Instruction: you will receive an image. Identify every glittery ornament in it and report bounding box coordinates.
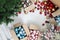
[34,0,59,17]
[22,0,32,9]
[14,26,27,39]
[34,2,37,5]
[27,29,39,40]
[54,15,60,26]
[49,13,53,18]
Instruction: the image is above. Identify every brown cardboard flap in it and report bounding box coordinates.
[13,23,21,28]
[23,24,30,35]
[52,9,60,17]
[29,24,39,30]
[51,0,60,7]
[10,30,19,40]
[38,37,42,40]
[49,18,56,25]
[24,4,35,13]
[30,0,36,3]
[21,37,27,40]
[46,16,50,19]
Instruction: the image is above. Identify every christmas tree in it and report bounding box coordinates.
[0,0,22,24]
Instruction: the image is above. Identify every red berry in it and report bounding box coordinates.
[34,2,37,5]
[49,13,53,18]
[44,13,47,16]
[42,23,45,26]
[37,4,40,7]
[37,8,40,10]
[30,10,32,12]
[19,12,21,14]
[50,7,53,9]
[41,2,44,6]
[40,7,42,9]
[24,11,26,13]
[50,4,53,8]
[40,12,42,14]
[38,1,40,3]
[32,10,34,12]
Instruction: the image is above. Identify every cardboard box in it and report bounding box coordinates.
[51,0,60,7]
[24,0,39,13]
[52,9,60,17]
[29,24,40,30]
[24,4,35,13]
[10,23,30,40]
[31,0,37,3]
[28,24,40,40]
[49,18,56,25]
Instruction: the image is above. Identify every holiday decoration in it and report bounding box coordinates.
[14,26,27,39]
[54,15,60,26]
[22,0,32,9]
[10,23,30,40]
[24,4,36,13]
[34,0,59,17]
[0,0,23,24]
[27,24,40,40]
[51,0,60,7]
[22,0,38,13]
[27,29,40,40]
[0,0,60,40]
[52,9,60,17]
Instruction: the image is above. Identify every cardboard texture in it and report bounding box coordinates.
[51,0,60,7]
[21,37,27,40]
[24,0,39,13]
[29,24,39,30]
[13,23,21,28]
[31,0,36,3]
[38,37,42,40]
[10,30,19,40]
[24,4,35,13]
[46,16,50,19]
[49,18,56,25]
[10,23,30,40]
[52,9,60,17]
[22,24,30,35]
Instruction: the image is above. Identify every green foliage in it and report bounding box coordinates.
[0,0,22,24]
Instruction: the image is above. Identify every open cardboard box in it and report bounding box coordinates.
[29,24,40,30]
[24,0,38,13]
[10,23,30,40]
[51,0,60,8]
[51,9,60,25]
[24,4,35,13]
[29,24,40,40]
[43,0,60,7]
[49,18,56,25]
[52,9,60,17]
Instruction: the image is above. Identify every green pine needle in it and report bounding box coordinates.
[0,0,23,25]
